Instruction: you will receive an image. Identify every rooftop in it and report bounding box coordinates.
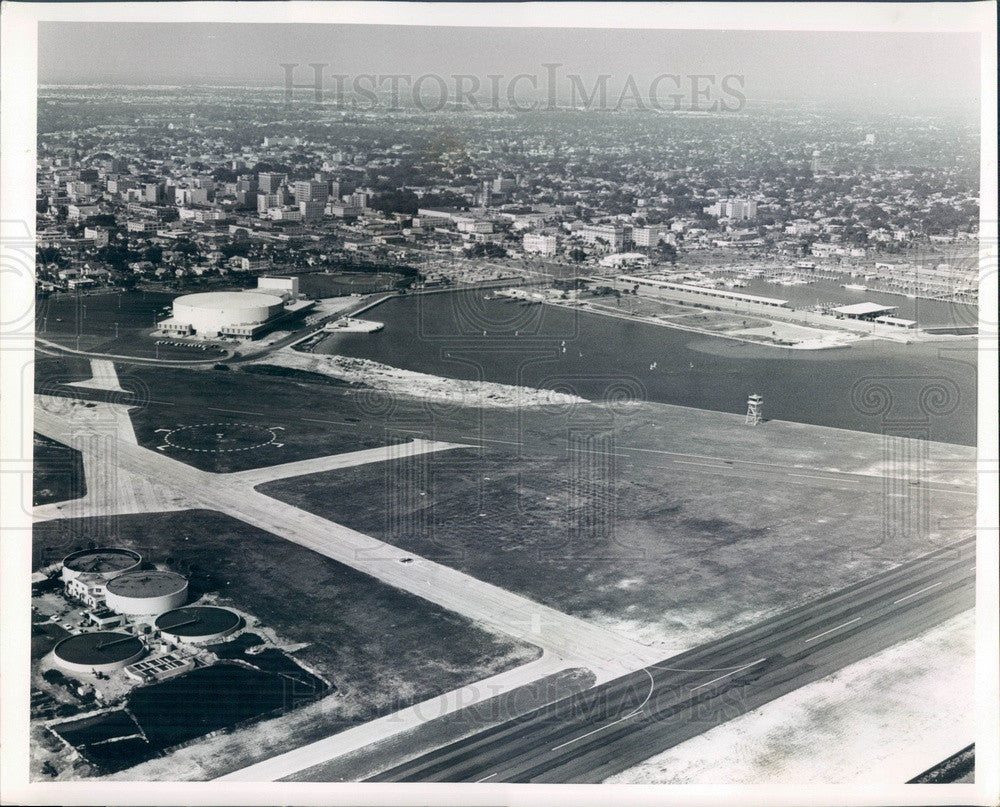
[155,606,241,636]
[831,302,898,316]
[54,631,145,664]
[63,547,142,574]
[106,570,187,597]
[174,291,283,310]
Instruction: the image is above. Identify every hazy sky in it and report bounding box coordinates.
[38,23,980,109]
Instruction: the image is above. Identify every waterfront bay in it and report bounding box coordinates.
[314,292,977,445]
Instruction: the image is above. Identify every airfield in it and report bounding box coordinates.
[28,352,977,782]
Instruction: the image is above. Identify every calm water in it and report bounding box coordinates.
[736,277,977,327]
[315,291,977,445]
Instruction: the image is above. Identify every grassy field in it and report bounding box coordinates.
[122,364,419,472]
[33,434,86,506]
[36,290,226,360]
[259,400,976,652]
[36,357,469,473]
[33,509,539,736]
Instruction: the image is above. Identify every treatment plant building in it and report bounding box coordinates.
[61,548,143,608]
[105,570,188,617]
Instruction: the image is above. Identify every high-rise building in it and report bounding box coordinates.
[258,172,287,193]
[141,182,163,204]
[702,198,757,220]
[477,181,493,207]
[493,177,517,194]
[257,192,283,213]
[578,224,625,250]
[299,200,326,221]
[633,226,667,248]
[175,187,212,207]
[294,180,329,203]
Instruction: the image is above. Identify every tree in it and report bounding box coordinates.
[657,241,678,265]
[568,248,587,263]
[468,242,507,259]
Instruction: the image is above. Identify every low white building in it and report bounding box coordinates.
[600,252,650,269]
[523,233,557,256]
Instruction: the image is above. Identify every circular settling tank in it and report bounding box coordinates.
[155,606,242,644]
[53,631,146,673]
[61,547,142,582]
[105,570,188,617]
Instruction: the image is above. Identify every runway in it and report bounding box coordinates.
[368,536,975,783]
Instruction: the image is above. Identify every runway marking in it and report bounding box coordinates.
[159,423,281,453]
[206,406,264,416]
[893,581,944,604]
[804,617,862,643]
[690,658,767,692]
[471,437,527,447]
[787,473,839,481]
[622,446,732,463]
[621,667,658,720]
[475,772,498,783]
[302,417,356,427]
[550,714,637,751]
[394,429,523,447]
[672,460,732,470]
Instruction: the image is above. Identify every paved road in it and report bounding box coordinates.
[224,439,474,487]
[368,536,975,783]
[65,359,127,392]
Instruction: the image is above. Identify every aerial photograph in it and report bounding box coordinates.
[0,4,996,805]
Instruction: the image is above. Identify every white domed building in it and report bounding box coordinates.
[161,291,285,338]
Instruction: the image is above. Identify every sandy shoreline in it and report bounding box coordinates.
[250,348,588,408]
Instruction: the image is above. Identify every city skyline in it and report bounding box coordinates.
[38,23,981,111]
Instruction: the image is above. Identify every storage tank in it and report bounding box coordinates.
[155,606,242,644]
[61,547,142,582]
[53,631,146,674]
[105,570,188,617]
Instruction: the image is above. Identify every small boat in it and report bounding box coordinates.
[842,283,868,291]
